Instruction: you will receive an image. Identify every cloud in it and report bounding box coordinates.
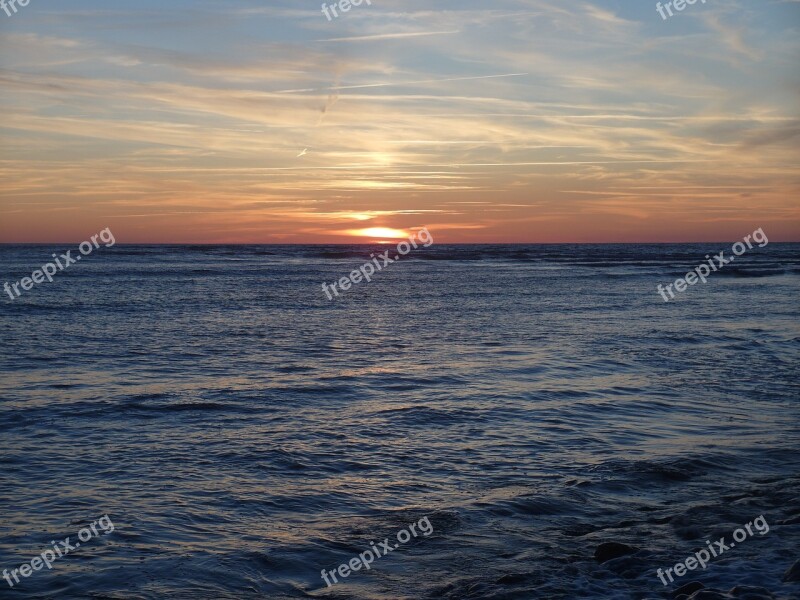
[315,30,460,43]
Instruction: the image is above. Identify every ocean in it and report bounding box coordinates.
[1,243,799,599]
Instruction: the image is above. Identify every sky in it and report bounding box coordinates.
[0,0,798,244]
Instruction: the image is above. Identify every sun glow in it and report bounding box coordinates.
[347,227,409,239]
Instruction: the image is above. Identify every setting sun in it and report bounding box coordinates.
[347,227,410,239]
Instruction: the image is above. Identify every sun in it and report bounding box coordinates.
[347,227,409,239]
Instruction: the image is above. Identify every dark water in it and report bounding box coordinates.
[1,243,799,600]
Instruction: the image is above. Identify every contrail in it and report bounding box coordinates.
[277,73,529,94]
[315,30,460,43]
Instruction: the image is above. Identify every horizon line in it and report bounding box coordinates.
[1,241,798,246]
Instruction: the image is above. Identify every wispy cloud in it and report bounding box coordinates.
[315,30,460,43]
